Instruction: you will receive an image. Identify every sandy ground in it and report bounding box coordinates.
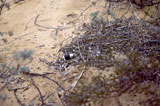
[0,0,155,105]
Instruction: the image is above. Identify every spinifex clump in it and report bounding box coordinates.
[49,16,160,105]
[52,16,160,70]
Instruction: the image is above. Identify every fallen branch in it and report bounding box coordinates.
[44,92,55,101]
[77,41,85,62]
[34,14,56,29]
[71,66,86,90]
[30,78,45,106]
[13,89,25,106]
[128,0,141,20]
[57,92,65,106]
[75,0,100,22]
[22,71,65,91]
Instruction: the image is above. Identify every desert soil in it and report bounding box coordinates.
[0,0,153,106]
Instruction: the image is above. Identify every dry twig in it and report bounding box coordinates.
[13,89,25,106]
[71,66,86,90]
[30,78,45,106]
[128,0,141,20]
[22,71,65,91]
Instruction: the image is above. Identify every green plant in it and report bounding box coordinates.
[2,38,8,43]
[8,31,13,36]
[52,14,160,106]
[13,49,33,60]
[20,49,33,60]
[0,32,3,36]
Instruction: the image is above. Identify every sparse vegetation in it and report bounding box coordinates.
[0,0,160,106]
[8,31,13,36]
[49,7,160,105]
[13,49,33,60]
[0,49,33,91]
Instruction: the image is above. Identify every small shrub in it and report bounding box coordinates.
[13,49,33,60]
[0,32,3,36]
[13,51,19,61]
[20,49,33,60]
[2,38,8,43]
[8,31,13,36]
[20,66,30,73]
